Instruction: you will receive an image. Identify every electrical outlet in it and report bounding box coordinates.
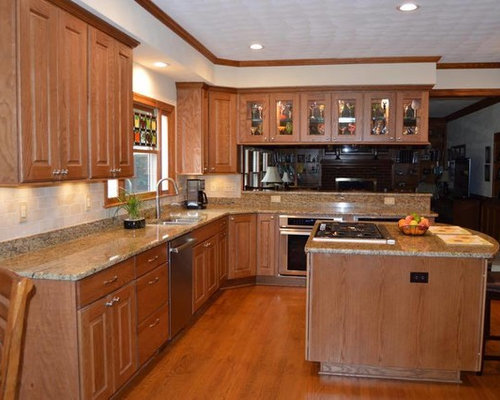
[384,197,395,205]
[19,202,27,222]
[410,272,429,283]
[271,195,281,203]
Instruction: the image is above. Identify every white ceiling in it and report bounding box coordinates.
[152,0,500,63]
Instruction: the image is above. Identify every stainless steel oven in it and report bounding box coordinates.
[278,215,342,276]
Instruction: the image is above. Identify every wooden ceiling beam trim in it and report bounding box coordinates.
[445,97,500,121]
[437,63,500,70]
[134,0,219,63]
[431,89,500,97]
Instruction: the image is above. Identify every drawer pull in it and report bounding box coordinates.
[147,255,160,263]
[103,275,118,285]
[148,277,160,285]
[148,318,160,328]
[105,296,120,307]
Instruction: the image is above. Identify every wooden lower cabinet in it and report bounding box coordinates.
[256,214,278,276]
[228,214,257,279]
[307,253,486,380]
[217,229,228,283]
[78,282,137,400]
[193,235,218,312]
[137,304,169,365]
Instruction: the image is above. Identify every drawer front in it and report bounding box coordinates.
[137,304,169,365]
[193,217,228,243]
[136,244,167,277]
[77,257,135,308]
[136,264,168,322]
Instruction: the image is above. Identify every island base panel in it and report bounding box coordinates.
[319,362,461,383]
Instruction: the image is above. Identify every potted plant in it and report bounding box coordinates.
[116,188,146,229]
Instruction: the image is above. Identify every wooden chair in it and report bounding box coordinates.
[0,268,34,400]
[479,270,500,375]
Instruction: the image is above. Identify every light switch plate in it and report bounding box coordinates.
[19,202,27,221]
[271,195,281,203]
[384,197,395,205]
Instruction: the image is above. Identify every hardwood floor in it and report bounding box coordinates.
[121,286,500,400]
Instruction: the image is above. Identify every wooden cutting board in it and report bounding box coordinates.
[436,234,493,246]
[428,226,471,235]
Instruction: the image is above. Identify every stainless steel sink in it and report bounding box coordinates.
[157,218,202,225]
[152,213,206,225]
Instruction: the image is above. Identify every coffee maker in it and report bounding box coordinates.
[186,179,208,209]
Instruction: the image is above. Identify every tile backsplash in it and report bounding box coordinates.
[0,183,111,242]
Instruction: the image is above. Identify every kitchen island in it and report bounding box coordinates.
[305,223,499,382]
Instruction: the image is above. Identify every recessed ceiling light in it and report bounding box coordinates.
[398,3,419,12]
[153,61,169,68]
[250,43,264,50]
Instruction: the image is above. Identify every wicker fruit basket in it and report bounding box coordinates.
[399,224,428,236]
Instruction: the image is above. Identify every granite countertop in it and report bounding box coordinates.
[305,223,499,259]
[0,207,455,282]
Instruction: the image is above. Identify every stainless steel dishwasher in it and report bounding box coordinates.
[169,234,196,339]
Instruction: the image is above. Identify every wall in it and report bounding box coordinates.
[0,65,178,243]
[447,103,500,197]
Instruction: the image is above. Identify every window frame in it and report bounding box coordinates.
[104,92,176,207]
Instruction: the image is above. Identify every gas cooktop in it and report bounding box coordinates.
[313,222,395,245]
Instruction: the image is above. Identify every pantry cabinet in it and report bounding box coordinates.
[0,0,137,185]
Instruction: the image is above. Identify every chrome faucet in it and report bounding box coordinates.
[156,177,180,219]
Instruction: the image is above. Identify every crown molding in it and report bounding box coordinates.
[135,1,441,67]
[437,63,500,70]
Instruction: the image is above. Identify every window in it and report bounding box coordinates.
[105,93,175,207]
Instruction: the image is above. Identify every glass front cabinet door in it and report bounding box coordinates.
[395,91,429,143]
[238,93,270,143]
[363,92,396,142]
[300,92,332,142]
[269,93,300,143]
[332,92,363,142]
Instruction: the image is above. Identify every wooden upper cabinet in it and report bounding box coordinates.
[300,92,332,143]
[19,0,59,182]
[176,83,208,175]
[363,92,396,143]
[0,0,136,185]
[89,28,133,179]
[332,92,364,143]
[176,84,237,174]
[114,43,134,177]
[395,91,429,144]
[58,10,89,180]
[238,93,270,144]
[208,90,237,173]
[269,93,300,143]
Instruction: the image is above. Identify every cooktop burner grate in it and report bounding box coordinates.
[313,222,395,244]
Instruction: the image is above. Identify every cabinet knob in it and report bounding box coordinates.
[270,216,274,219]
[271,137,275,141]
[148,276,160,285]
[148,318,160,328]
[230,217,234,221]
[103,275,118,285]
[264,137,268,141]
[110,168,116,174]
[203,167,208,172]
[61,169,68,175]
[210,167,215,172]
[105,296,120,307]
[396,137,402,141]
[52,169,61,175]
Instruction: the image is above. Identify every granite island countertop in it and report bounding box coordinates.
[0,207,448,281]
[305,222,499,259]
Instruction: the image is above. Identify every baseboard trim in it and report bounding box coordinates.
[319,362,462,383]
